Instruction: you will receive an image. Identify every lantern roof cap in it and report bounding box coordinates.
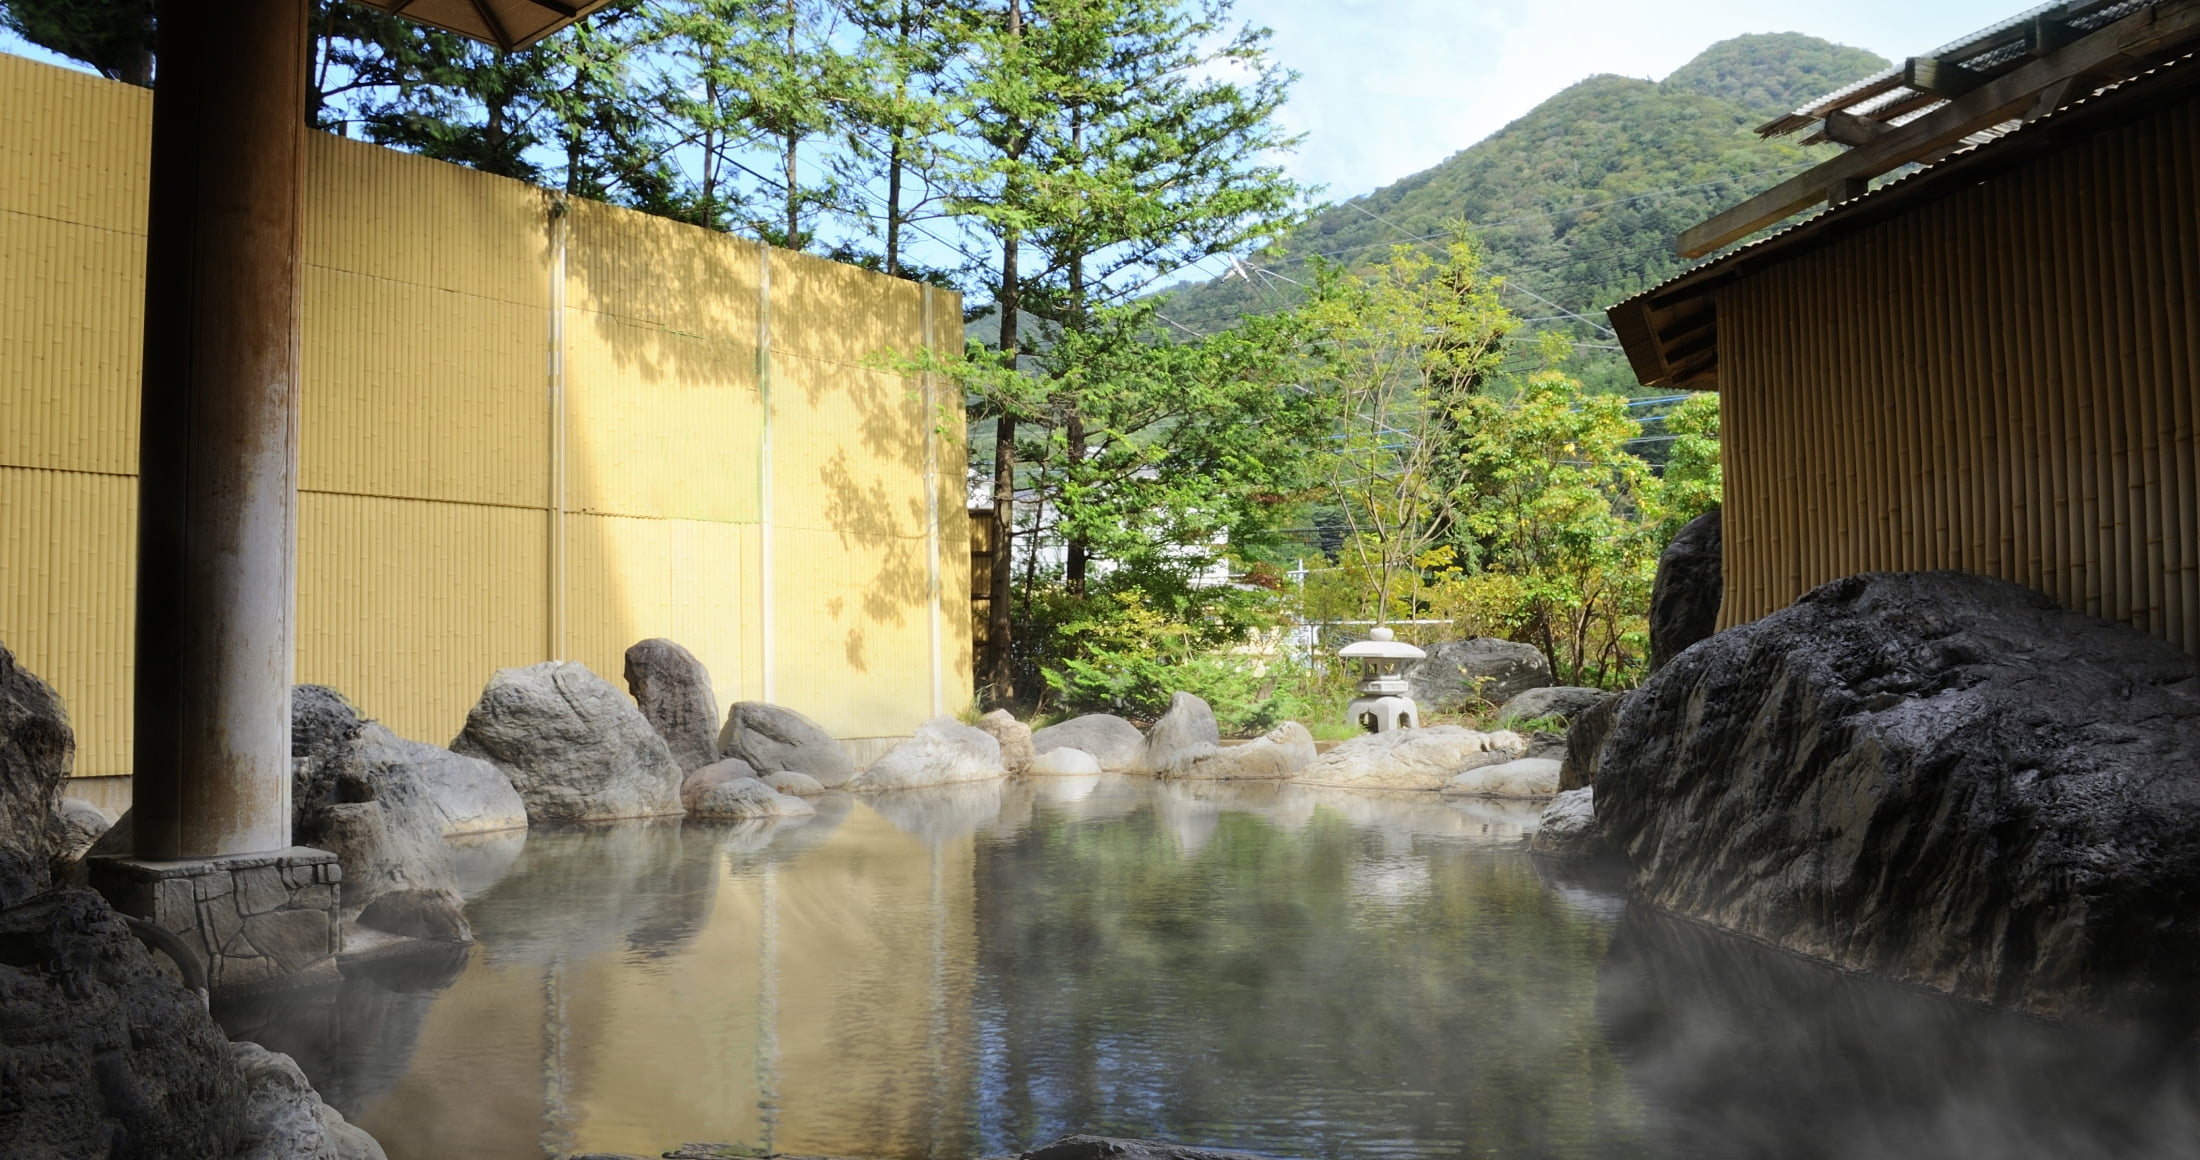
[1339,625,1426,661]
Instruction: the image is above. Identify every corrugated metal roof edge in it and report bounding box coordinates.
[1609,47,2200,388]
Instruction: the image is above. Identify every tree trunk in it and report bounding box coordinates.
[988,230,1020,706]
[984,0,1023,708]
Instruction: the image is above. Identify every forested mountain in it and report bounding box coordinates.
[1156,33,1889,391]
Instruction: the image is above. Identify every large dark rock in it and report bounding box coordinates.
[1022,1136,1273,1160]
[623,638,722,773]
[454,662,686,822]
[292,687,473,945]
[718,702,857,788]
[0,888,248,1158]
[1497,685,1609,724]
[1648,506,1722,671]
[1404,638,1551,710]
[1,640,71,909]
[1597,570,2200,1019]
[1557,691,1629,792]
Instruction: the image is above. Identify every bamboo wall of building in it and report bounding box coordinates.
[1716,87,2199,655]
[0,53,968,780]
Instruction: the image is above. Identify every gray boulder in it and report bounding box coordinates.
[623,638,722,773]
[0,888,249,1157]
[52,796,111,865]
[1597,570,2200,1019]
[974,709,1036,774]
[1295,725,1528,791]
[229,1040,386,1160]
[452,662,685,823]
[292,687,472,945]
[1649,506,1723,671]
[761,770,826,796]
[1137,692,1222,774]
[1441,757,1561,799]
[355,729,526,837]
[1405,638,1552,710]
[1031,714,1145,772]
[689,777,817,820]
[1558,692,1629,792]
[719,702,857,788]
[1528,787,1603,858]
[1028,746,1103,776]
[1498,685,1611,724]
[1167,721,1317,780]
[851,717,1004,790]
[1,639,70,907]
[682,756,761,811]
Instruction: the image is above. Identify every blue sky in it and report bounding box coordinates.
[1240,0,2030,199]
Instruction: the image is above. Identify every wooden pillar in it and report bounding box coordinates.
[132,0,310,859]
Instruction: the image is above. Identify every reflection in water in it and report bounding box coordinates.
[1598,909,2200,1160]
[243,774,2200,1160]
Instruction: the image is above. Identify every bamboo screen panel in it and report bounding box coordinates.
[0,53,966,777]
[1717,89,2200,656]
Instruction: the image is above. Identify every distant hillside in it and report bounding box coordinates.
[1663,32,1890,117]
[1157,34,1890,392]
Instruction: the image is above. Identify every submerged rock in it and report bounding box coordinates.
[1598,570,2200,1019]
[1294,726,1528,792]
[1,638,71,907]
[1166,721,1317,781]
[1648,506,1722,671]
[1027,746,1103,776]
[453,662,685,823]
[719,702,857,788]
[1022,1135,1272,1160]
[1404,638,1551,711]
[1137,692,1223,774]
[229,1040,386,1160]
[1442,756,1561,799]
[624,638,722,773]
[688,777,817,820]
[852,717,1004,790]
[292,686,473,945]
[0,888,249,1157]
[974,709,1036,774]
[1031,713,1145,772]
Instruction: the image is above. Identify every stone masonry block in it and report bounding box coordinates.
[235,866,288,916]
[242,909,333,973]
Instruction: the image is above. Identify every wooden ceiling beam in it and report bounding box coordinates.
[1679,0,2200,259]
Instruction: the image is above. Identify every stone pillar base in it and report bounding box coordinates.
[90,848,341,995]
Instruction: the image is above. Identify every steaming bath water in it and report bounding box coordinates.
[222,776,2200,1160]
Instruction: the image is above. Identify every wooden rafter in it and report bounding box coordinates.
[1678,0,2200,258]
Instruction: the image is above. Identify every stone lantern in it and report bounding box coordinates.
[1341,626,1425,733]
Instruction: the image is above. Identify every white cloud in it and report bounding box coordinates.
[1237,0,2034,200]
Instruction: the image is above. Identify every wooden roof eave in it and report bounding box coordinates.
[1608,34,2200,390]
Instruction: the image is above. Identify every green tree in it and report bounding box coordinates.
[0,0,151,85]
[1444,372,1661,686]
[830,0,961,276]
[1303,235,1514,625]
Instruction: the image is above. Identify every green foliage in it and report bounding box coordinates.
[1300,234,1513,623]
[1655,390,1722,538]
[1025,581,1304,735]
[1661,31,1892,118]
[0,0,149,84]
